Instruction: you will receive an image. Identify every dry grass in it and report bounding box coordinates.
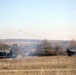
[0,56,76,75]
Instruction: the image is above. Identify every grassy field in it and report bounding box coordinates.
[0,56,76,75]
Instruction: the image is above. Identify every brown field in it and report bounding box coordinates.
[0,56,76,75]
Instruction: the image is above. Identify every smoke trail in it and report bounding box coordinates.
[17,29,43,39]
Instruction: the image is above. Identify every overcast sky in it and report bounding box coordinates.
[0,0,76,40]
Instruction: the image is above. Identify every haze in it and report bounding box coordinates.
[0,0,76,40]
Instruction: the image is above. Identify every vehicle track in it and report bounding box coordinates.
[0,69,76,72]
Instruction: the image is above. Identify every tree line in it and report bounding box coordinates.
[0,39,76,56]
[31,39,76,56]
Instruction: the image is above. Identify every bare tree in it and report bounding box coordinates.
[54,44,64,55]
[35,39,55,56]
[69,39,76,49]
[0,43,10,50]
[39,39,52,51]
